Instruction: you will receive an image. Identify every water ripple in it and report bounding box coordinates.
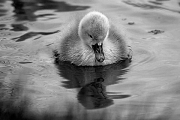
[12,30,60,42]
[131,48,156,68]
[123,0,180,13]
[12,0,90,21]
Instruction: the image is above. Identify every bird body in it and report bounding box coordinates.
[55,11,132,66]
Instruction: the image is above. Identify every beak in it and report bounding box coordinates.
[92,43,105,63]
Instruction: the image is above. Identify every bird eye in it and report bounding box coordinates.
[89,34,93,38]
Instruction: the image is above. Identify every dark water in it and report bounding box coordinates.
[1,0,180,120]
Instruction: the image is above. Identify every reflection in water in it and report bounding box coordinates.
[78,77,113,109]
[12,30,60,42]
[9,0,90,42]
[123,0,180,13]
[54,53,131,88]
[156,0,170,1]
[0,24,5,28]
[12,0,90,21]
[0,71,30,120]
[0,0,7,17]
[149,1,162,5]
[10,24,28,31]
[54,51,131,109]
[123,1,161,9]
[0,9,7,17]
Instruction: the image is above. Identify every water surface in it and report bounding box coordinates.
[1,0,180,120]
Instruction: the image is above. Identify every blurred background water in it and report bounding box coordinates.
[1,0,180,120]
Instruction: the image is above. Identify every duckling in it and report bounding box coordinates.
[56,11,132,66]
